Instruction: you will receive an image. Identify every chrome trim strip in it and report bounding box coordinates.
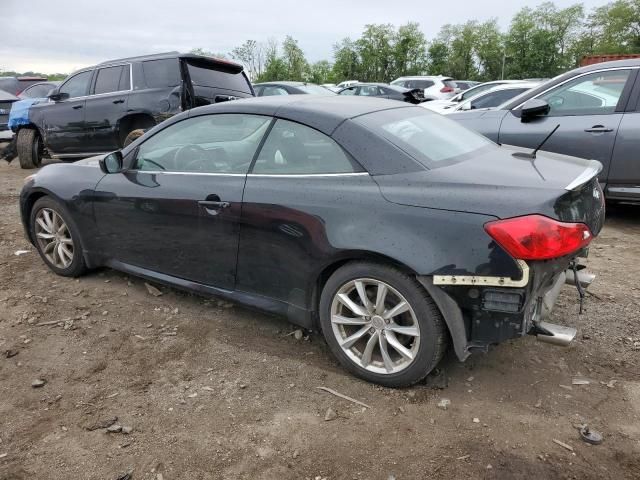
[59,63,133,101]
[247,172,369,178]
[50,152,107,159]
[433,260,530,288]
[129,170,246,177]
[124,171,369,178]
[514,66,639,110]
[565,160,603,191]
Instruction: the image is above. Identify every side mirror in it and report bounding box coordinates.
[99,151,124,174]
[520,98,550,122]
[48,88,69,102]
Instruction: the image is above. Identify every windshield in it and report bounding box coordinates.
[298,84,336,95]
[355,108,495,167]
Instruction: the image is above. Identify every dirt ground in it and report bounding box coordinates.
[0,153,639,480]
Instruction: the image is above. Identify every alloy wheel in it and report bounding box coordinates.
[34,208,74,269]
[330,278,421,374]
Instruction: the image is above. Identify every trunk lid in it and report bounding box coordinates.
[374,144,605,235]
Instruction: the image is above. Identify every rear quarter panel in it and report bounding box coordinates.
[237,174,509,311]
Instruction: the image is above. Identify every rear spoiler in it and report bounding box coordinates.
[181,55,244,74]
[565,160,603,191]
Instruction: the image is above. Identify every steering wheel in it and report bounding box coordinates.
[173,144,209,171]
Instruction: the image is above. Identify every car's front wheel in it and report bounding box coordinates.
[30,197,87,277]
[319,262,448,387]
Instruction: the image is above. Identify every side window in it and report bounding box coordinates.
[261,86,288,96]
[134,114,271,174]
[471,88,527,109]
[253,119,359,175]
[539,70,631,116]
[461,83,493,101]
[358,86,379,96]
[119,65,131,91]
[339,87,356,96]
[142,59,180,88]
[94,66,125,95]
[24,84,52,98]
[59,71,92,99]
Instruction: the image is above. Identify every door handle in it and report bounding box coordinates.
[72,105,83,110]
[198,200,230,209]
[112,99,125,104]
[584,125,613,133]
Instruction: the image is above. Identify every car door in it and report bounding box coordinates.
[237,118,370,311]
[498,69,636,178]
[607,74,640,199]
[84,64,132,152]
[42,70,93,154]
[93,113,272,289]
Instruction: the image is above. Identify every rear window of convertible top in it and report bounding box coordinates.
[354,107,496,168]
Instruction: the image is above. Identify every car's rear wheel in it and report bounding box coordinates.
[17,128,43,169]
[30,197,86,277]
[123,128,146,147]
[319,262,448,387]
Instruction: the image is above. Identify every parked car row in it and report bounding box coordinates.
[424,81,542,114]
[3,53,638,206]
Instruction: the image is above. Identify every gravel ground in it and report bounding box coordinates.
[0,154,639,480]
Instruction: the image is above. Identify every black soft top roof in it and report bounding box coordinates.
[187,95,413,135]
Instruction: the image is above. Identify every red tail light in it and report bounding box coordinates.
[484,215,593,260]
[440,86,454,93]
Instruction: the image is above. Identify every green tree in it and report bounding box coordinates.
[475,20,505,80]
[281,36,308,81]
[393,22,428,78]
[504,3,585,79]
[230,40,265,81]
[307,60,333,84]
[589,0,640,53]
[332,38,361,81]
[356,24,395,81]
[256,38,288,82]
[427,41,450,75]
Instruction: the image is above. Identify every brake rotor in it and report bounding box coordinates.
[579,426,603,445]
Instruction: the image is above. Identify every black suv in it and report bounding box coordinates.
[14,52,254,168]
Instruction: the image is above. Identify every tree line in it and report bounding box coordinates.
[3,0,638,84]
[224,0,640,83]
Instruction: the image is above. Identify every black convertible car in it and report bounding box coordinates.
[20,96,604,387]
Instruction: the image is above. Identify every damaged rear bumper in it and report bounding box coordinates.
[418,258,594,361]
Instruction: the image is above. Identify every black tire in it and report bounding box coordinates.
[319,261,448,387]
[123,128,146,147]
[17,128,43,169]
[30,196,87,277]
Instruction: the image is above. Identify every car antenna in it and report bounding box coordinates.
[512,124,560,160]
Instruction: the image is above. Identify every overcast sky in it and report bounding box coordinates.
[2,0,607,74]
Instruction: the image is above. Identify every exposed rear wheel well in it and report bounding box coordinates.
[118,114,156,147]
